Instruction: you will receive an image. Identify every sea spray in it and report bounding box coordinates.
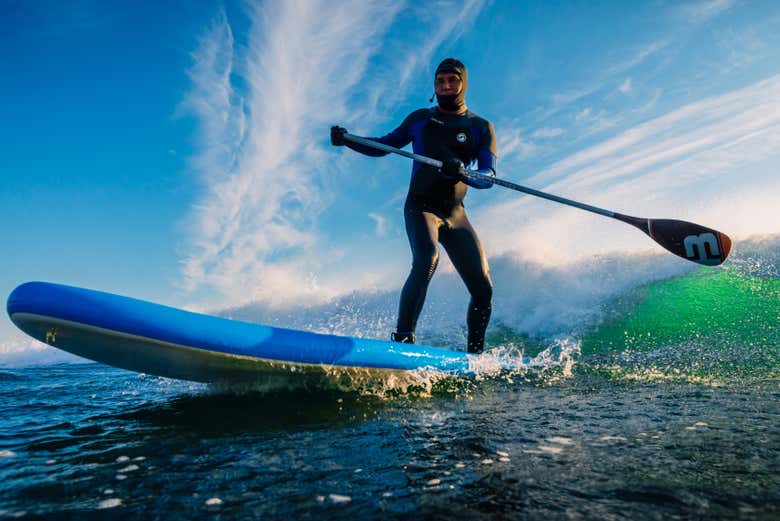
[219,246,699,346]
[204,337,578,398]
[3,236,777,388]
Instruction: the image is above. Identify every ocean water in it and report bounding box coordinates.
[0,237,778,519]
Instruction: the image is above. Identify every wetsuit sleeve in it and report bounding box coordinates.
[466,120,497,189]
[344,113,414,157]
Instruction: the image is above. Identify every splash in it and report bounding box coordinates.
[206,337,580,399]
[208,365,453,398]
[576,239,780,385]
[3,237,776,395]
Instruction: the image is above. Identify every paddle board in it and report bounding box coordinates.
[7,282,477,383]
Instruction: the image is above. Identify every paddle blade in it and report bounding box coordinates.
[616,215,732,266]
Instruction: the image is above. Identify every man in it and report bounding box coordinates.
[331,58,497,354]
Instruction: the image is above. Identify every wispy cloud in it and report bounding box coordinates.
[350,0,489,122]
[476,74,780,261]
[182,2,399,307]
[573,107,618,135]
[368,212,389,238]
[678,0,737,24]
[393,0,488,94]
[713,25,768,73]
[608,40,669,75]
[542,39,666,121]
[498,128,536,161]
[181,1,487,309]
[532,128,565,139]
[544,38,666,109]
[575,107,592,123]
[531,74,780,191]
[635,88,663,114]
[178,11,243,183]
[544,87,599,117]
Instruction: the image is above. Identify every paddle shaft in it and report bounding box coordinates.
[343,133,615,218]
[340,132,732,266]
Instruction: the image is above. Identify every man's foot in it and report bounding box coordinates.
[391,331,416,343]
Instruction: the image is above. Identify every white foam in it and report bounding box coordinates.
[598,435,628,442]
[98,498,122,509]
[213,245,707,349]
[545,437,574,445]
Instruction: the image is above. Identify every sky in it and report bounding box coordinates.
[2,0,780,356]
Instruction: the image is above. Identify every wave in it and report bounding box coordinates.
[2,236,777,386]
[578,236,779,384]
[225,235,778,342]
[220,234,778,386]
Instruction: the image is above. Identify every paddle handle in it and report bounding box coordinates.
[342,133,616,218]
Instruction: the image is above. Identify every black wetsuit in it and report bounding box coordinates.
[346,107,497,353]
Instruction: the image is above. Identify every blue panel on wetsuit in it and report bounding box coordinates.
[345,107,497,200]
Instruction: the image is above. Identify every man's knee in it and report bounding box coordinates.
[471,279,492,307]
[412,250,439,280]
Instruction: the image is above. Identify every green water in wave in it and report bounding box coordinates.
[580,270,779,383]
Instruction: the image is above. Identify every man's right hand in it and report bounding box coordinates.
[441,158,466,181]
[331,126,347,146]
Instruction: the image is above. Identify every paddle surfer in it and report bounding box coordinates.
[330,58,497,354]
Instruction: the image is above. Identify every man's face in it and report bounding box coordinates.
[435,72,462,96]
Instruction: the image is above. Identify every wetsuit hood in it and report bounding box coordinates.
[434,58,468,112]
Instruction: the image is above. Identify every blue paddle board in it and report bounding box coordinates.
[7,282,477,383]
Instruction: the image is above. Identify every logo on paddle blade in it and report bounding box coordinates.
[683,233,720,263]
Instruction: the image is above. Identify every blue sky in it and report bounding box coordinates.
[2,0,780,354]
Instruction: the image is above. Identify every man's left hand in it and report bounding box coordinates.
[330,126,348,146]
[441,158,466,181]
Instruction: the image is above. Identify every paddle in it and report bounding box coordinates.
[342,133,732,266]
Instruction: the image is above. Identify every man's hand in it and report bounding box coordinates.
[330,126,347,146]
[441,158,466,181]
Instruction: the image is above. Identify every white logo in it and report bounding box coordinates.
[456,132,467,143]
[684,233,720,261]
